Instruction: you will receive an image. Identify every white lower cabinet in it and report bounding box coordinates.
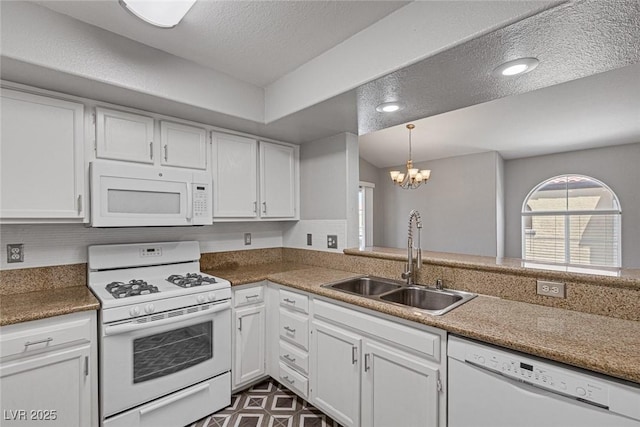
[311,299,446,427]
[0,311,98,427]
[361,340,439,427]
[310,320,362,427]
[232,283,267,390]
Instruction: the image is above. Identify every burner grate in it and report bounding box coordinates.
[167,273,217,288]
[106,280,160,299]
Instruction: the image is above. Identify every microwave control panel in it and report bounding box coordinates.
[192,183,211,221]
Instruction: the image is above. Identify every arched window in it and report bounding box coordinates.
[522,175,621,268]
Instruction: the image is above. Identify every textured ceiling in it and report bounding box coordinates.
[36,0,408,87]
[358,62,640,168]
[357,0,640,136]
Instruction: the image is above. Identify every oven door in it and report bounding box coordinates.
[101,301,231,418]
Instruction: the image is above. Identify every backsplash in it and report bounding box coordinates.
[2,245,638,321]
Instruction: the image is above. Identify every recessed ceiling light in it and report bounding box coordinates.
[376,102,404,113]
[494,57,539,77]
[120,0,197,28]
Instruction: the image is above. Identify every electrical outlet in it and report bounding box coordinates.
[244,233,252,246]
[537,280,565,298]
[327,235,338,249]
[307,233,312,246]
[7,244,24,263]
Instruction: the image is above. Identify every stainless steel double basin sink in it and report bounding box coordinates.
[322,276,476,315]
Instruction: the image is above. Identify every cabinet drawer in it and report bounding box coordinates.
[278,362,308,399]
[279,309,308,350]
[0,312,92,359]
[234,285,264,307]
[279,340,308,375]
[279,289,308,313]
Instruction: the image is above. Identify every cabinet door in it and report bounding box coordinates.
[361,340,439,427]
[233,305,266,388]
[0,89,85,220]
[96,107,154,163]
[310,320,361,427]
[0,344,91,427]
[160,121,207,169]
[211,133,258,218]
[259,142,296,218]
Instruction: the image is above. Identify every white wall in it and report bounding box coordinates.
[297,132,359,250]
[504,142,640,268]
[377,151,502,257]
[0,223,284,270]
[359,157,384,246]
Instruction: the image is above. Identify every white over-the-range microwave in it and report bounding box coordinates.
[90,160,212,227]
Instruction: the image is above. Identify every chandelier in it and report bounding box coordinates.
[389,124,431,189]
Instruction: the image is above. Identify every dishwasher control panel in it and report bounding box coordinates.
[464,345,609,408]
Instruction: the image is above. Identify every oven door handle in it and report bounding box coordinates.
[104,302,230,336]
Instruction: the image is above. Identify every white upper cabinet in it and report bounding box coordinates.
[260,142,297,219]
[211,133,299,221]
[160,121,207,170]
[0,88,86,222]
[95,107,154,164]
[211,132,258,218]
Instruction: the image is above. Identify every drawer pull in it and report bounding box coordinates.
[245,294,260,300]
[24,337,53,348]
[352,346,358,365]
[283,326,296,334]
[282,375,295,385]
[283,354,296,363]
[283,298,296,304]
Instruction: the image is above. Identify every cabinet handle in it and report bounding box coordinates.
[283,354,296,363]
[24,337,53,348]
[284,326,296,334]
[352,346,358,365]
[283,298,296,304]
[364,353,371,372]
[238,318,242,331]
[262,202,267,214]
[282,375,295,385]
[77,195,83,215]
[84,356,89,378]
[245,294,260,300]
[149,142,153,160]
[253,201,257,213]
[164,145,168,161]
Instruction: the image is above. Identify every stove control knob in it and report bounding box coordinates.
[197,295,206,304]
[576,387,586,397]
[208,292,216,302]
[144,304,155,314]
[129,306,140,317]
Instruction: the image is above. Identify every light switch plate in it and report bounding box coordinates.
[307,234,312,246]
[244,233,251,245]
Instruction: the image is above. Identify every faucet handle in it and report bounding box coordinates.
[435,279,443,290]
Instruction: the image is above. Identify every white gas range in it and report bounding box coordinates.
[88,241,231,427]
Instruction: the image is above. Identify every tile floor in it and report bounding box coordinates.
[189,378,342,427]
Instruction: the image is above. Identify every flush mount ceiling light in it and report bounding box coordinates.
[376,102,404,113]
[494,57,539,77]
[389,124,431,190]
[120,0,197,28]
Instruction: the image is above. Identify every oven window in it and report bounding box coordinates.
[133,321,212,383]
[108,189,181,214]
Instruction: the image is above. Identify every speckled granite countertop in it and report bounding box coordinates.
[207,264,640,385]
[0,286,100,327]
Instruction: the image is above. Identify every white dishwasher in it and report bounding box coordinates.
[448,336,640,427]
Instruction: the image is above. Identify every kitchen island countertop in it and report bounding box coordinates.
[206,264,640,385]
